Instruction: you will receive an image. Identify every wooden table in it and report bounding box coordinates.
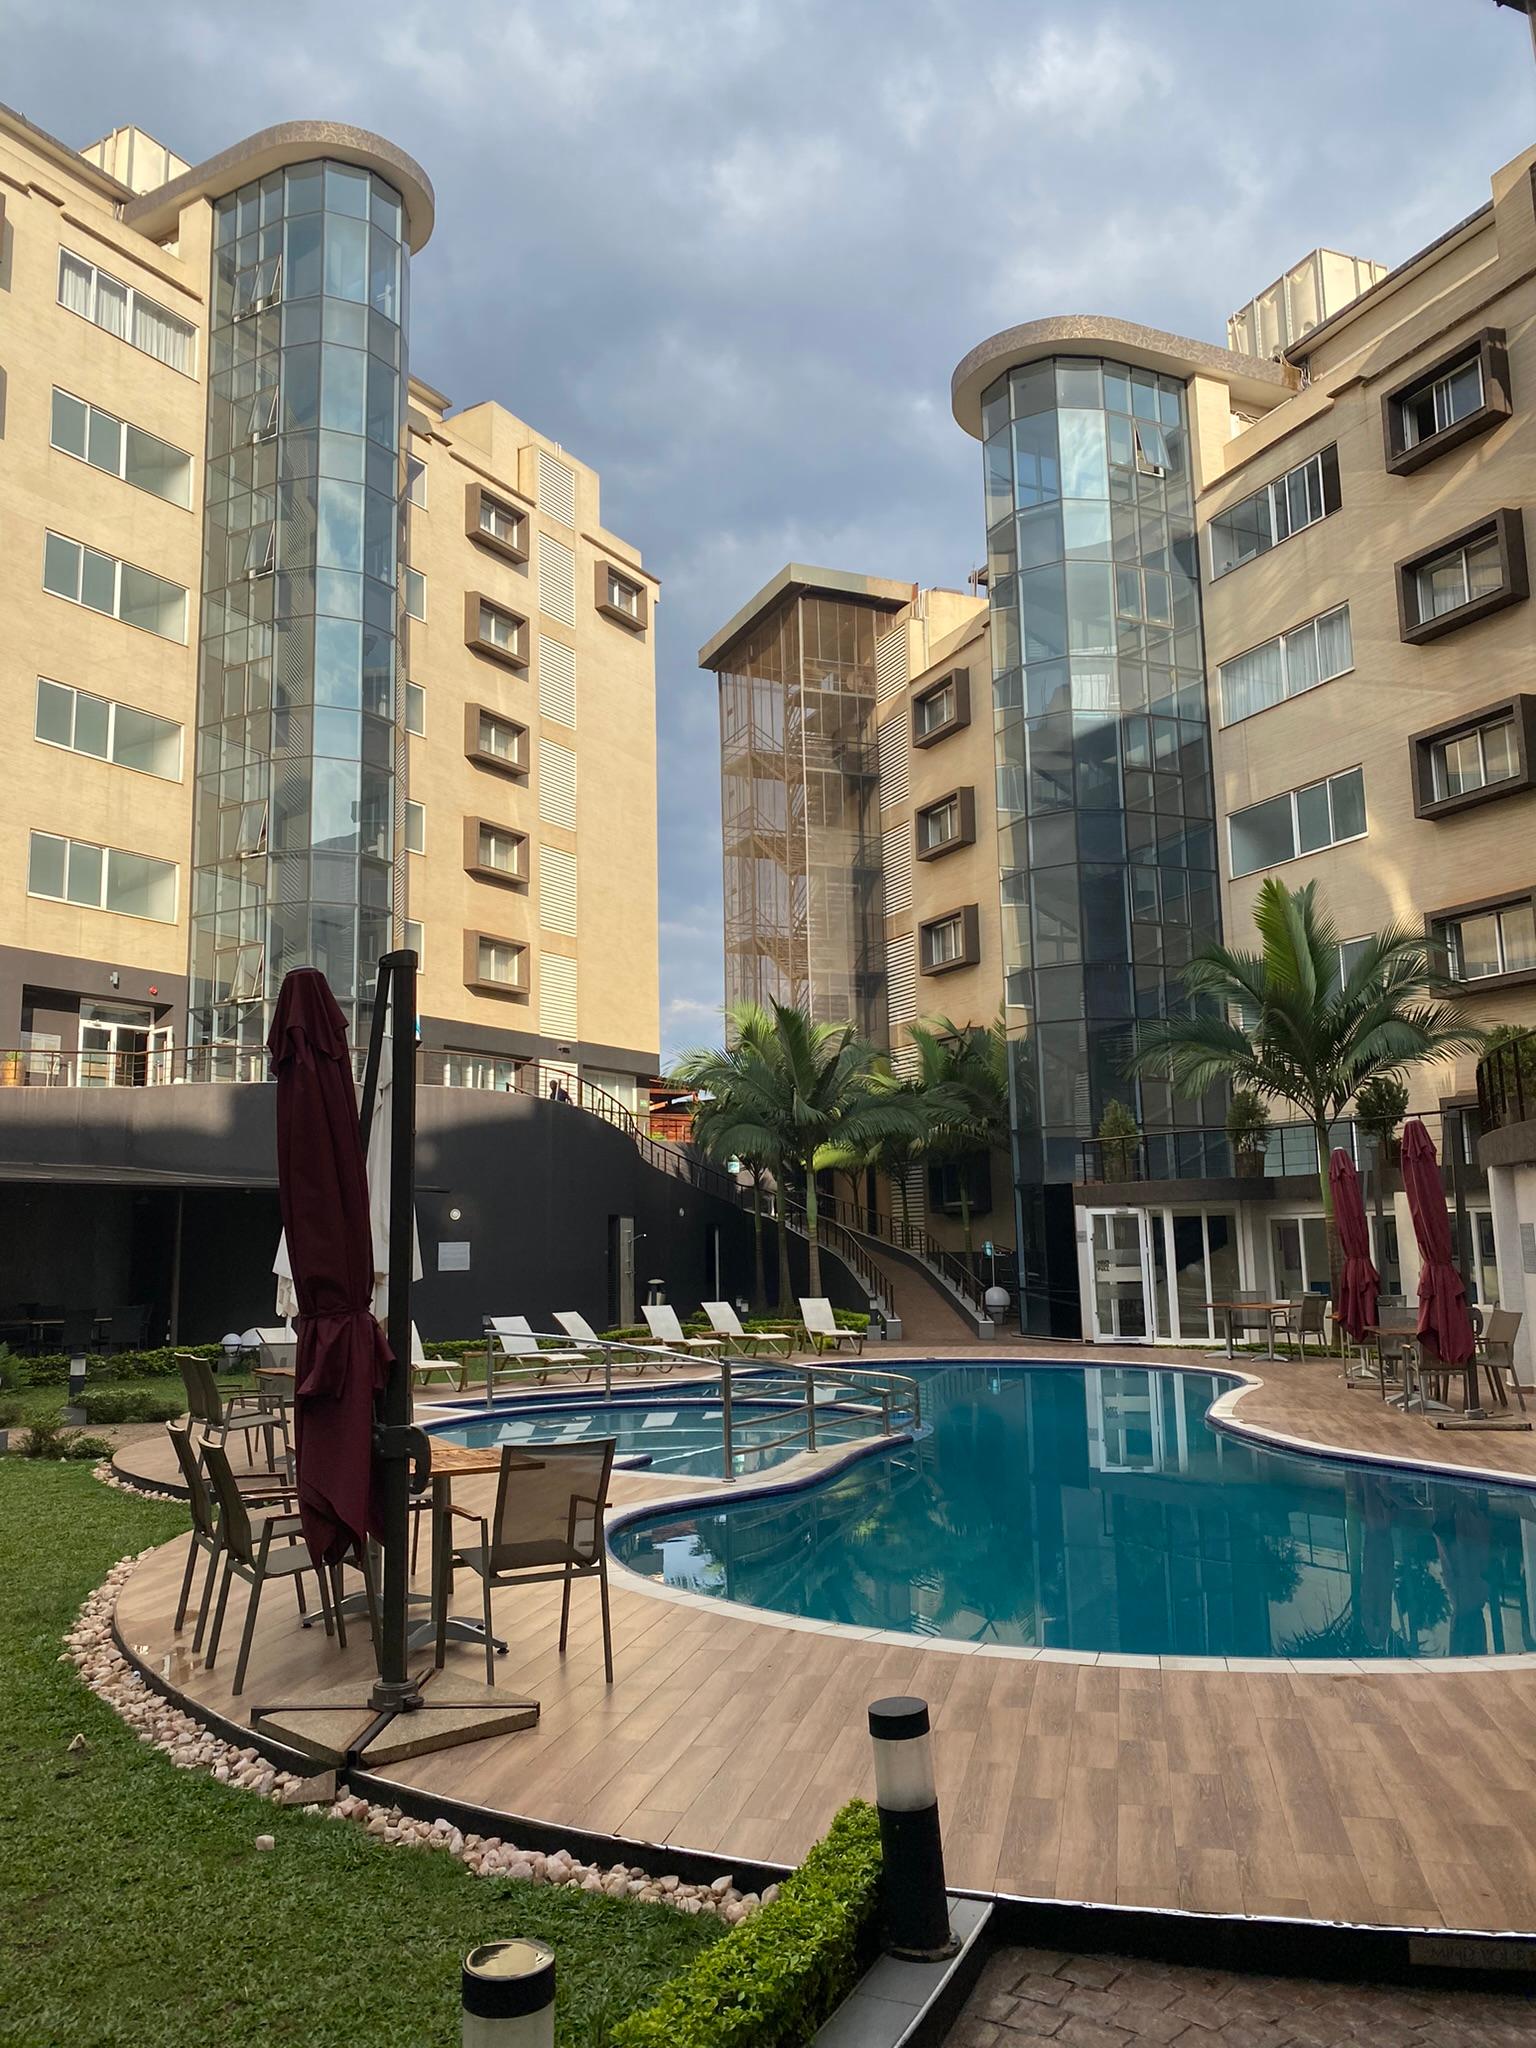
[1208,1299,1290,1362]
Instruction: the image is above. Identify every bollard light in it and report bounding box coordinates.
[462,1938,555,2048]
[868,1695,957,1960]
[68,1353,88,1406]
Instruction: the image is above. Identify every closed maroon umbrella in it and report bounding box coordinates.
[1328,1148,1378,1342]
[267,969,392,1566]
[1401,1117,1476,1369]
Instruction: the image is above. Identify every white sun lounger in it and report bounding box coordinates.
[554,1309,677,1373]
[799,1298,864,1355]
[486,1314,599,1386]
[701,1302,796,1357]
[641,1303,724,1358]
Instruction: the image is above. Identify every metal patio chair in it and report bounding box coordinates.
[1479,1308,1527,1413]
[200,1438,343,1696]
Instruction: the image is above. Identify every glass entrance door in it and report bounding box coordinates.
[78,1002,156,1086]
[1088,1209,1153,1343]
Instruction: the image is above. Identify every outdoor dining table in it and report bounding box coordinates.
[1207,1299,1290,1362]
[1363,1324,1507,1421]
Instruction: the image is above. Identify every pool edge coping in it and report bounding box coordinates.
[602,1352,1536,1676]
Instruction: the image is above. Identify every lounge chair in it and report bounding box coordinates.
[641,1303,723,1359]
[438,1439,617,1685]
[701,1301,796,1358]
[414,1322,469,1391]
[799,1298,863,1355]
[485,1315,596,1387]
[554,1309,677,1374]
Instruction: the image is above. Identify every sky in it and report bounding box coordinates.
[9,1,1532,1065]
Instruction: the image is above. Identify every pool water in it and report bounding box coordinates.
[433,1396,880,1480]
[609,1363,1536,1660]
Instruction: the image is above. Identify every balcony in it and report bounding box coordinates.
[1079,1108,1482,1191]
[1477,1030,1536,1170]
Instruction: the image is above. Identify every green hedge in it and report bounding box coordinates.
[76,1386,187,1424]
[609,1801,883,2048]
[0,1344,223,1391]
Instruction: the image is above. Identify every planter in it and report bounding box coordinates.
[0,1054,21,1088]
[1235,1151,1265,1179]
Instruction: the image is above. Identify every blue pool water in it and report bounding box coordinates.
[433,1394,880,1480]
[608,1363,1536,1660]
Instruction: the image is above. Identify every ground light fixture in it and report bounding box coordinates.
[461,1938,555,2046]
[868,1695,958,1959]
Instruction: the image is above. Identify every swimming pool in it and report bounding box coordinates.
[608,1362,1536,1661]
[432,1394,886,1480]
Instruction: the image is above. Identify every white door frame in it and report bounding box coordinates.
[1085,1207,1155,1345]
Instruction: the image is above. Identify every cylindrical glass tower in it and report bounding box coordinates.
[191,158,409,1065]
[977,355,1223,1327]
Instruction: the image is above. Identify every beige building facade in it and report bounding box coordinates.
[0,102,659,1097]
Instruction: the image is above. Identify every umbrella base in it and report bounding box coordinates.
[251,1669,538,1770]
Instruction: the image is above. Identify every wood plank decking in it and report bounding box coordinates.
[110,1350,1536,1932]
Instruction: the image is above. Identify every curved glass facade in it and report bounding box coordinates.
[979,357,1223,1324]
[191,159,409,1058]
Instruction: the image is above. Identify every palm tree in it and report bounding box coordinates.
[1127,877,1481,1294]
[906,1014,1010,1258]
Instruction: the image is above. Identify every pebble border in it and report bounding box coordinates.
[72,1466,771,1926]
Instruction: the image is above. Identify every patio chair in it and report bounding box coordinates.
[1479,1308,1528,1414]
[438,1439,617,1685]
[799,1298,864,1355]
[641,1303,724,1360]
[1276,1293,1330,1360]
[165,1424,297,1648]
[58,1307,99,1354]
[701,1301,796,1358]
[182,1352,290,1475]
[200,1438,343,1696]
[554,1309,676,1374]
[1368,1306,1419,1403]
[485,1315,596,1388]
[106,1302,152,1351]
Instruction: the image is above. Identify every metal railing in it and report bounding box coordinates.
[1479,1031,1536,1131]
[1078,1105,1485,1185]
[782,1190,999,1322]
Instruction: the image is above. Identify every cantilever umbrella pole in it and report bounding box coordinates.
[373,948,421,1712]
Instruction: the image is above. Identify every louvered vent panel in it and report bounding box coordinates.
[538,738,577,829]
[886,931,918,1027]
[539,844,578,935]
[537,450,576,527]
[538,534,576,626]
[875,626,908,704]
[877,715,908,809]
[539,953,578,1039]
[538,634,576,727]
[882,826,913,918]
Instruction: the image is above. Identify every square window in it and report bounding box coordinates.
[1229,794,1295,877]
[35,679,75,748]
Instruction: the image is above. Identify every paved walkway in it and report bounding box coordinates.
[950,1946,1536,2045]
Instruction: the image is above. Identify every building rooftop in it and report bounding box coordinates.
[698,563,916,670]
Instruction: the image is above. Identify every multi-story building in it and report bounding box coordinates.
[0,104,659,1105]
[708,144,1536,1342]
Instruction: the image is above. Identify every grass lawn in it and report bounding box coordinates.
[0,1371,250,1426]
[0,1462,720,2046]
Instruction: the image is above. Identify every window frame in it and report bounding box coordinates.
[594,558,648,630]
[464,704,530,777]
[911,667,971,749]
[465,482,529,566]
[1207,445,1341,580]
[406,454,428,507]
[1382,328,1511,476]
[918,902,981,975]
[464,815,528,886]
[1217,603,1353,727]
[27,829,178,923]
[33,677,183,782]
[56,249,198,377]
[465,591,530,669]
[1395,508,1528,645]
[41,530,188,644]
[50,388,194,509]
[914,785,976,862]
[464,929,528,997]
[1429,890,1536,990]
[1410,694,1536,821]
[405,681,426,737]
[404,799,426,856]
[403,565,427,620]
[1227,765,1368,880]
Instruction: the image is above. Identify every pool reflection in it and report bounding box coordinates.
[609,1364,1536,1660]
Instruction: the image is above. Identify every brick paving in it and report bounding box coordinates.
[948,1947,1536,2046]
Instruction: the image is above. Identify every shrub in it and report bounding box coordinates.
[1226,1088,1272,1154]
[0,1398,25,1430]
[78,1387,185,1425]
[609,1801,883,2048]
[1096,1099,1141,1179]
[8,1344,223,1390]
[1353,1074,1410,1153]
[20,1413,115,1460]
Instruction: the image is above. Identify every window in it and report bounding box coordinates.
[475,823,523,876]
[57,250,196,375]
[34,678,181,780]
[249,385,278,441]
[405,800,425,854]
[1337,936,1372,989]
[28,831,176,922]
[1208,447,1340,578]
[50,390,193,509]
[473,936,524,988]
[911,668,971,748]
[406,456,428,507]
[231,799,267,857]
[219,942,264,1003]
[1383,331,1510,475]
[1438,900,1536,983]
[464,483,528,566]
[472,708,526,768]
[1133,420,1171,475]
[405,919,424,962]
[42,532,187,643]
[467,594,528,666]
[404,566,427,620]
[915,787,975,860]
[405,682,426,736]
[1228,766,1367,878]
[919,904,979,974]
[1432,719,1516,802]
[607,569,639,617]
[595,559,648,628]
[1396,511,1527,644]
[1218,604,1352,725]
[231,251,282,317]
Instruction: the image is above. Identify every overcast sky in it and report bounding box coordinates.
[11,1,1532,1063]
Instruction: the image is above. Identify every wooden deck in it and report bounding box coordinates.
[110,1349,1536,1932]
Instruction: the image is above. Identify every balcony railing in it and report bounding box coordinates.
[1078,1106,1483,1186]
[1478,1031,1536,1131]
